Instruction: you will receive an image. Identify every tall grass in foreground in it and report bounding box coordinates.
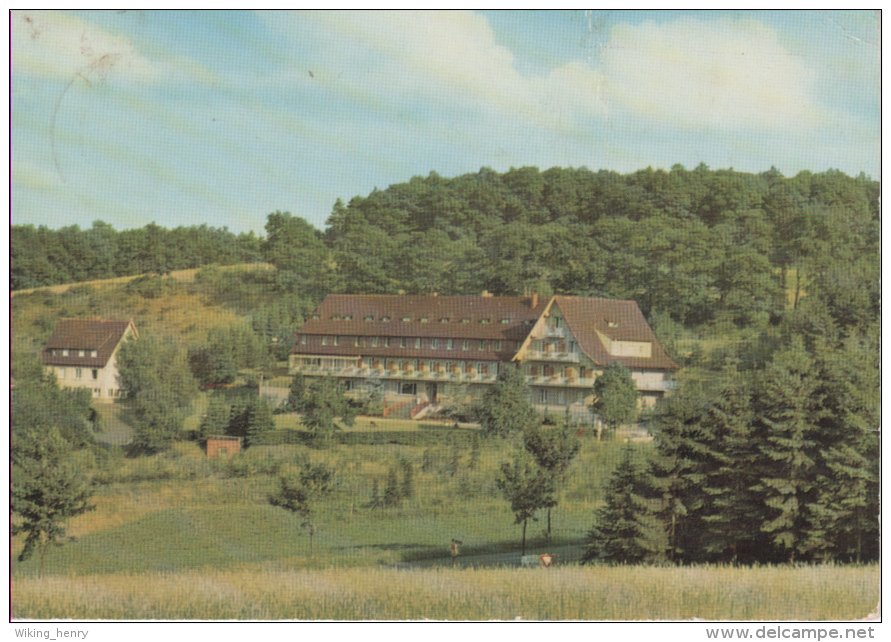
[12,564,878,621]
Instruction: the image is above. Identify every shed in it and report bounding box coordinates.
[206,436,243,458]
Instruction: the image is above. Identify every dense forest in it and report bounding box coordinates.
[9,222,263,290]
[13,164,879,335]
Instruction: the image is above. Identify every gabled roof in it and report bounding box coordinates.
[552,296,679,370]
[295,294,546,342]
[42,318,136,368]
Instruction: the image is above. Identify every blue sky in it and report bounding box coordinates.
[11,10,880,235]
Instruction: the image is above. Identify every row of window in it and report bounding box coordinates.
[317,314,515,325]
[57,367,100,380]
[298,356,499,375]
[305,335,516,352]
[50,348,99,358]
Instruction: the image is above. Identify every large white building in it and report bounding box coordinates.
[42,318,137,400]
[290,294,678,411]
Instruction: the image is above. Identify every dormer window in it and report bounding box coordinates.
[439,318,450,323]
[381,316,391,322]
[78,350,85,357]
[331,315,340,321]
[312,314,321,320]
[480,318,490,324]
[343,315,352,321]
[460,318,470,324]
[364,315,374,322]
[608,321,619,328]
[91,350,98,358]
[420,317,429,323]
[62,349,69,356]
[402,316,411,322]
[500,318,510,324]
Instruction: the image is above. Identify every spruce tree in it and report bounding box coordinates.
[583,447,663,565]
[751,339,823,563]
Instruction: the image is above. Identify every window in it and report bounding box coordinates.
[447,339,454,350]
[93,389,101,397]
[364,315,374,321]
[91,350,98,358]
[354,336,360,347]
[331,315,340,321]
[381,316,391,322]
[480,364,488,375]
[414,338,421,349]
[300,335,307,345]
[420,317,429,323]
[312,314,321,320]
[399,338,406,348]
[402,316,411,322]
[480,318,490,324]
[462,340,468,351]
[500,318,510,324]
[608,321,619,328]
[333,336,340,346]
[371,337,379,347]
[322,336,329,346]
[344,315,352,321]
[79,350,85,357]
[478,340,485,351]
[431,338,439,349]
[439,318,450,323]
[400,382,417,395]
[62,349,69,356]
[92,369,98,380]
[57,368,66,379]
[460,318,470,324]
[75,368,82,379]
[495,341,502,351]
[384,337,391,347]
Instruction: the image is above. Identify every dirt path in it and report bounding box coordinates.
[391,543,587,569]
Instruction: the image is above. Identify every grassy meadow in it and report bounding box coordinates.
[12,564,879,620]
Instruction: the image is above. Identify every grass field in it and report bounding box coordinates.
[11,564,878,620]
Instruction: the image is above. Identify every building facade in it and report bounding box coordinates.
[290,294,678,412]
[42,318,137,400]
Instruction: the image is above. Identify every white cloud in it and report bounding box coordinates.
[600,17,827,132]
[260,10,607,132]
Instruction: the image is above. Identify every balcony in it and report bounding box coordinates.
[525,350,579,363]
[541,326,565,339]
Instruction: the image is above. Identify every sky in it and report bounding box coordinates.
[10,9,881,235]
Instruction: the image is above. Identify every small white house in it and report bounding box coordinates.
[42,318,137,400]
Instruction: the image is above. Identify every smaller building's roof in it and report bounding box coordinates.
[42,318,136,368]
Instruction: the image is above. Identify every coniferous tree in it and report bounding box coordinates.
[400,458,414,500]
[583,447,664,565]
[384,466,401,507]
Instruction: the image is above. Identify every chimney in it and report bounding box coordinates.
[531,292,539,308]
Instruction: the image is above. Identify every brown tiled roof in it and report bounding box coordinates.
[42,318,136,368]
[552,296,679,370]
[295,294,546,342]
[293,294,678,371]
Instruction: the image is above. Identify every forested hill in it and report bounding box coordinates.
[10,222,263,291]
[321,165,879,329]
[12,165,879,333]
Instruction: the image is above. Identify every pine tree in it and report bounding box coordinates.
[384,466,401,507]
[199,396,231,442]
[468,433,481,470]
[751,339,823,563]
[400,458,414,500]
[245,397,275,447]
[582,447,664,565]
